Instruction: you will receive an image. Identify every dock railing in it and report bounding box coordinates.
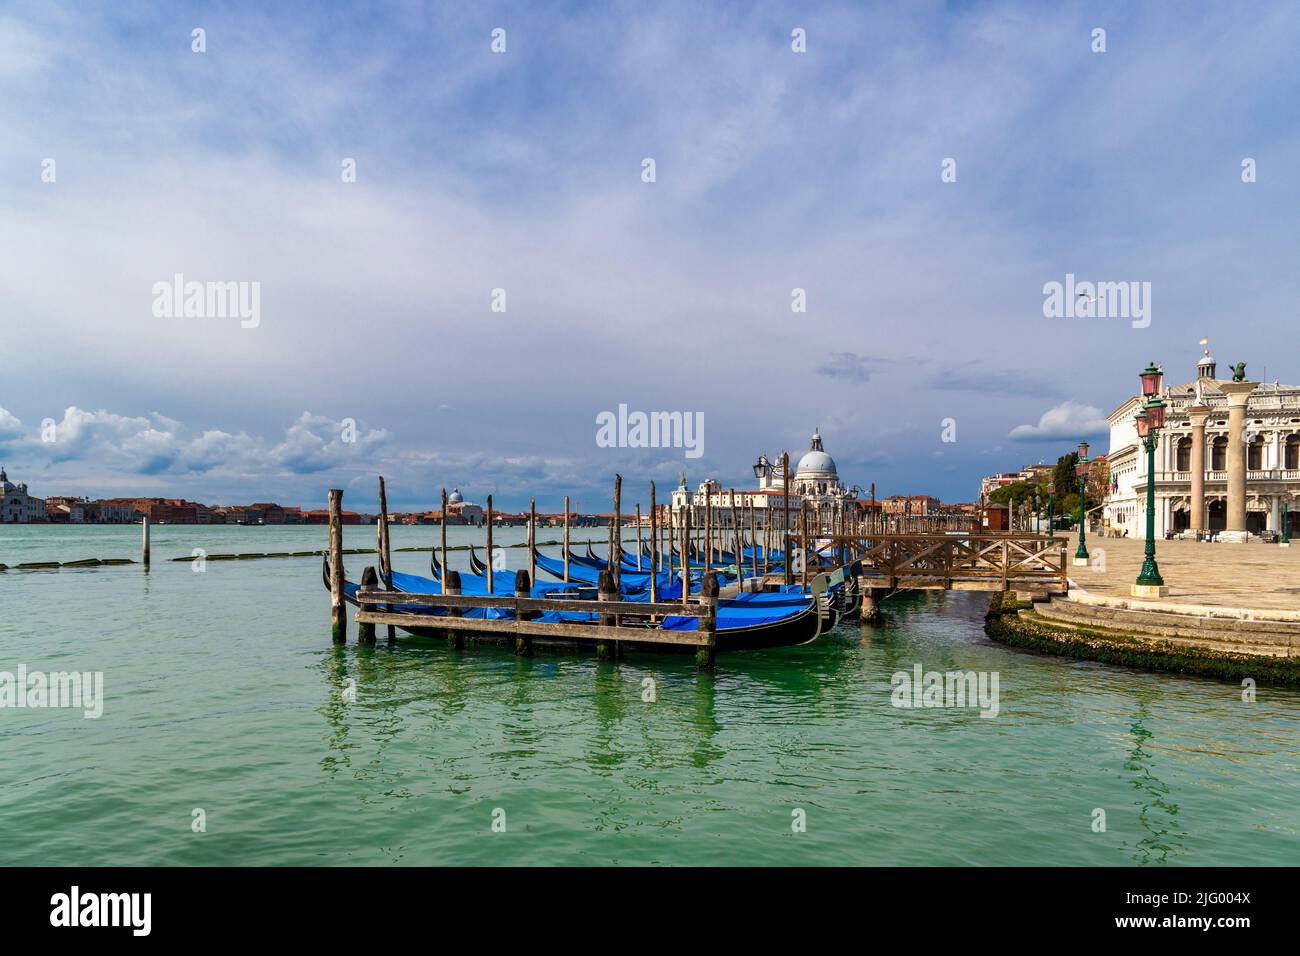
[788,532,1068,593]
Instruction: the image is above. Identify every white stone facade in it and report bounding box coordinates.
[1103,354,1300,539]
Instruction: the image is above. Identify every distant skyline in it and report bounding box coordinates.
[2,2,1297,510]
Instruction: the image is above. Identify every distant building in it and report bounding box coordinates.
[1,468,45,523]
[44,496,87,523]
[672,430,861,530]
[442,488,486,525]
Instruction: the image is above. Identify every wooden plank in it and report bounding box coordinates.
[354,611,712,645]
[355,590,707,617]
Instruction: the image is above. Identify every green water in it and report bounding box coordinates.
[1,525,1297,866]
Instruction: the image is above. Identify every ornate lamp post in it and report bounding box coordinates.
[1133,362,1168,596]
[1033,492,1041,534]
[1046,480,1056,536]
[1073,441,1090,565]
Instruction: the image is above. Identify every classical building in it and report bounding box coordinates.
[1,467,45,523]
[1103,349,1300,540]
[670,430,861,530]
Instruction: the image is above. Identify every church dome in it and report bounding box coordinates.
[448,488,464,505]
[796,431,837,476]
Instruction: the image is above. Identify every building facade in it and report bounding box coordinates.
[1,468,45,523]
[1103,350,1300,539]
[670,430,861,531]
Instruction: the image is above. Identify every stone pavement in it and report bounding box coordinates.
[1061,532,1300,613]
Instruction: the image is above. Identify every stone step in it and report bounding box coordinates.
[1031,597,1300,654]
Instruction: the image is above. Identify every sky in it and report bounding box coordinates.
[1,1,1297,512]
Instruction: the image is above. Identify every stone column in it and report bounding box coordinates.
[1218,380,1258,542]
[1186,405,1210,533]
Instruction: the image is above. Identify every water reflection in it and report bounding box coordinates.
[1121,694,1186,865]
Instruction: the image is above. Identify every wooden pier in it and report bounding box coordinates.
[324,480,1063,666]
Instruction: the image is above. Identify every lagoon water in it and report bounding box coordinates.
[2,523,1297,866]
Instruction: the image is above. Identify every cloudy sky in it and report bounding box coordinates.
[1,1,1297,511]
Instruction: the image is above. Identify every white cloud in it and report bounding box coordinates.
[1009,401,1108,442]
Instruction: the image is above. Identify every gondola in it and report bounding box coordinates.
[323,553,834,652]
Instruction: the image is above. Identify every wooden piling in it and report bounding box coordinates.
[514,570,533,656]
[440,487,449,594]
[443,570,464,649]
[328,488,346,643]
[730,489,741,586]
[681,498,691,597]
[635,504,643,571]
[649,482,658,604]
[782,452,792,586]
[704,493,712,573]
[529,496,537,589]
[749,494,758,588]
[563,495,570,582]
[358,566,378,644]
[377,475,395,643]
[596,569,617,660]
[800,501,809,592]
[485,494,494,594]
[613,473,622,592]
[696,571,719,670]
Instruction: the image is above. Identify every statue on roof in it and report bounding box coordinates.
[1231,362,1247,382]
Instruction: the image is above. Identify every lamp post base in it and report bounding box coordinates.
[1279,542,1290,548]
[1071,556,1091,567]
[1131,583,1169,598]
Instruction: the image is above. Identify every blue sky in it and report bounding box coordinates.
[2,1,1297,510]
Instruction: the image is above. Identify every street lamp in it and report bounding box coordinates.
[1282,491,1292,547]
[1033,492,1041,534]
[1074,441,1090,563]
[1134,362,1167,595]
[1046,480,1056,536]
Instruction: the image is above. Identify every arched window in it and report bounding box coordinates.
[1286,435,1300,470]
[1211,436,1228,471]
[1248,436,1265,471]
[1176,436,1191,471]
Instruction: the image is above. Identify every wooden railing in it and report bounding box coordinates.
[787,533,1068,593]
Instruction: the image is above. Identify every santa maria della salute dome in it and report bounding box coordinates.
[671,428,860,530]
[793,430,839,493]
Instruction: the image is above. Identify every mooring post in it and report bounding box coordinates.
[514,569,534,656]
[141,515,150,570]
[707,494,717,574]
[613,473,622,592]
[696,571,719,670]
[440,487,449,594]
[563,495,570,582]
[649,482,658,604]
[485,495,494,594]
[378,475,395,643]
[529,496,537,589]
[682,501,692,597]
[328,488,346,643]
[596,569,618,661]
[635,503,643,571]
[800,502,809,592]
[782,452,792,586]
[358,566,378,644]
[443,570,464,649]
